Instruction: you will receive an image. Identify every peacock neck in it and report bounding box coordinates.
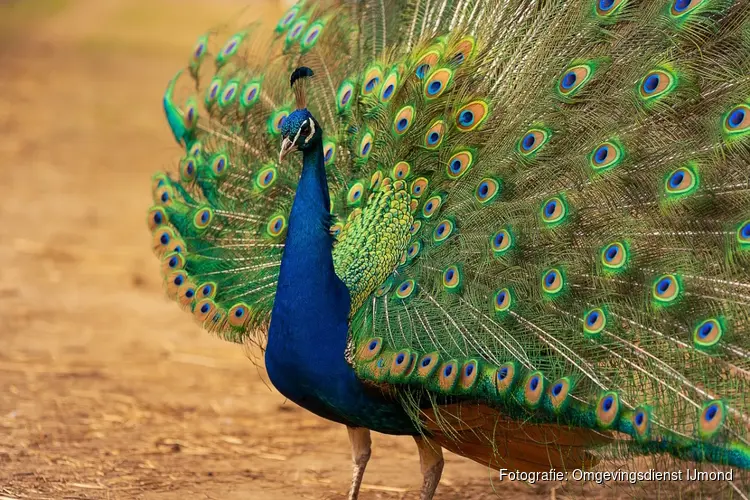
[278,139,335,287]
[270,137,351,340]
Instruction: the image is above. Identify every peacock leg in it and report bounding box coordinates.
[414,435,444,500]
[346,426,372,500]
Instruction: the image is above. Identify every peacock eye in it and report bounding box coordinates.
[300,122,311,135]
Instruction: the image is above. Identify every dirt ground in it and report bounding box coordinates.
[0,1,539,498]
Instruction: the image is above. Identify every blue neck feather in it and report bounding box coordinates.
[265,136,416,434]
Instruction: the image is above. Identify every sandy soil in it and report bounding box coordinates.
[0,1,548,498]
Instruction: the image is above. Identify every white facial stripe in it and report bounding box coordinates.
[305,119,315,144]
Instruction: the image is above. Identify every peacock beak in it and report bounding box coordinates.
[279,137,297,163]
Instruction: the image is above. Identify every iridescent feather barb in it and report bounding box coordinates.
[148,0,750,496]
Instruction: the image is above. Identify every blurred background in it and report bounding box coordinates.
[0,0,533,498]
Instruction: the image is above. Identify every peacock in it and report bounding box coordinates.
[148,0,750,497]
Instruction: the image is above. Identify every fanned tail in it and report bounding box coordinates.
[337,0,750,489]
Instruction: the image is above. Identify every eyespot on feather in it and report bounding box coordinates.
[557,64,594,98]
[596,391,620,428]
[442,265,462,292]
[433,219,455,243]
[210,154,229,178]
[670,0,706,17]
[240,81,261,109]
[491,228,514,256]
[416,352,440,379]
[183,98,199,130]
[583,307,607,337]
[722,104,750,139]
[219,80,239,108]
[449,37,475,65]
[161,252,185,275]
[393,106,415,136]
[193,298,218,324]
[455,101,488,132]
[389,349,414,378]
[437,360,459,392]
[276,6,298,32]
[300,21,324,52]
[698,400,725,439]
[152,226,176,255]
[154,184,174,207]
[631,406,651,442]
[359,131,373,159]
[411,177,428,198]
[664,163,699,199]
[549,377,574,413]
[409,220,422,235]
[540,196,568,226]
[347,182,365,206]
[177,280,198,307]
[601,241,629,271]
[391,162,411,181]
[188,141,202,158]
[180,155,198,182]
[424,120,446,149]
[421,194,443,218]
[337,80,355,113]
[517,127,551,156]
[523,371,545,408]
[256,165,278,190]
[361,65,383,96]
[407,240,422,261]
[495,362,518,395]
[216,31,247,67]
[394,279,416,300]
[197,282,217,299]
[193,207,214,230]
[227,302,251,328]
[166,270,188,298]
[651,274,681,305]
[737,220,750,248]
[493,287,514,315]
[205,77,222,108]
[266,214,287,238]
[589,140,624,172]
[147,206,168,231]
[358,337,383,361]
[458,360,479,390]
[190,34,209,68]
[414,50,440,80]
[380,70,400,102]
[423,68,453,99]
[285,19,308,45]
[542,268,565,297]
[638,69,677,102]
[446,151,473,179]
[374,279,392,297]
[475,178,501,204]
[693,317,724,349]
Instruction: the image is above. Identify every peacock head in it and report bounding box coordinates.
[278,67,322,162]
